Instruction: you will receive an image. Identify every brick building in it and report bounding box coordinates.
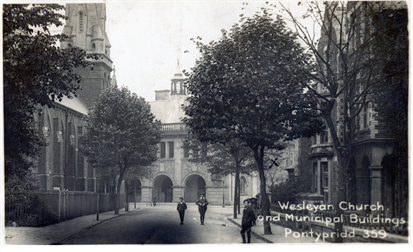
[34,3,114,192]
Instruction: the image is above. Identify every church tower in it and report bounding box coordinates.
[60,3,113,108]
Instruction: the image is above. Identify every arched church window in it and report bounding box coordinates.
[79,11,83,32]
[240,177,247,194]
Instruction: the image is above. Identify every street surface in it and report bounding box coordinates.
[60,203,264,244]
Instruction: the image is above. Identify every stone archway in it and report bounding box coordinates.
[185,174,206,202]
[153,175,173,202]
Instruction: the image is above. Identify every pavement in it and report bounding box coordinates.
[2,203,408,245]
[227,212,320,243]
[3,204,140,245]
[2,202,321,245]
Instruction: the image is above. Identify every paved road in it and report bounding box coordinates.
[60,204,265,244]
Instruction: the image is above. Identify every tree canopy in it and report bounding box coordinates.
[3,4,95,179]
[183,11,322,234]
[184,13,321,149]
[184,136,255,218]
[82,86,161,214]
[185,137,254,176]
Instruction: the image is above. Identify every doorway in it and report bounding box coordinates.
[185,174,206,202]
[153,175,173,202]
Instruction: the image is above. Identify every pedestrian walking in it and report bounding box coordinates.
[177,197,187,225]
[250,197,258,224]
[240,198,256,243]
[256,193,262,215]
[195,194,209,225]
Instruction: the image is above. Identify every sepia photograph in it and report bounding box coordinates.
[1,0,410,247]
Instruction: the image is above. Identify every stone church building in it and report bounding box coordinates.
[34,3,115,192]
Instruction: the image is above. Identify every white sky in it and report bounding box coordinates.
[106,0,256,101]
[103,0,306,101]
[7,0,311,101]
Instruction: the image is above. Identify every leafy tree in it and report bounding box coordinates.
[184,136,255,218]
[183,11,322,234]
[5,168,41,226]
[264,149,288,193]
[3,4,95,189]
[270,176,311,208]
[124,165,154,211]
[82,87,161,214]
[280,1,408,240]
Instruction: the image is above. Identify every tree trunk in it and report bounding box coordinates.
[237,173,241,214]
[115,179,122,214]
[233,169,239,218]
[254,145,272,235]
[115,169,125,214]
[125,179,129,212]
[134,185,137,209]
[333,152,347,242]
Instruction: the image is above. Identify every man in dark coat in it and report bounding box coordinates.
[195,194,209,225]
[240,198,256,243]
[250,197,258,225]
[177,197,187,225]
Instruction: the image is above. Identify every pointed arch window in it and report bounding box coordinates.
[79,11,83,32]
[240,177,247,194]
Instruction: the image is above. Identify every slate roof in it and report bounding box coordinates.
[55,95,89,115]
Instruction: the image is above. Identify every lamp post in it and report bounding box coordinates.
[222,178,225,207]
[134,185,137,209]
[96,168,100,221]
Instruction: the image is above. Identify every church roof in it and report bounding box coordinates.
[55,95,89,115]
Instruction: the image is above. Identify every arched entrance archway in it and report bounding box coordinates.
[153,175,173,202]
[185,174,206,202]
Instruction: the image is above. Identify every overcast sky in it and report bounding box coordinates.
[13,0,311,101]
[104,0,305,101]
[106,0,255,101]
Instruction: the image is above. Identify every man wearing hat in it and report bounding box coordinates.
[177,197,187,225]
[240,198,256,243]
[250,197,258,224]
[195,194,209,225]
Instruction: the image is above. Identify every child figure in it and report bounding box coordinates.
[177,197,187,225]
[240,198,255,243]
